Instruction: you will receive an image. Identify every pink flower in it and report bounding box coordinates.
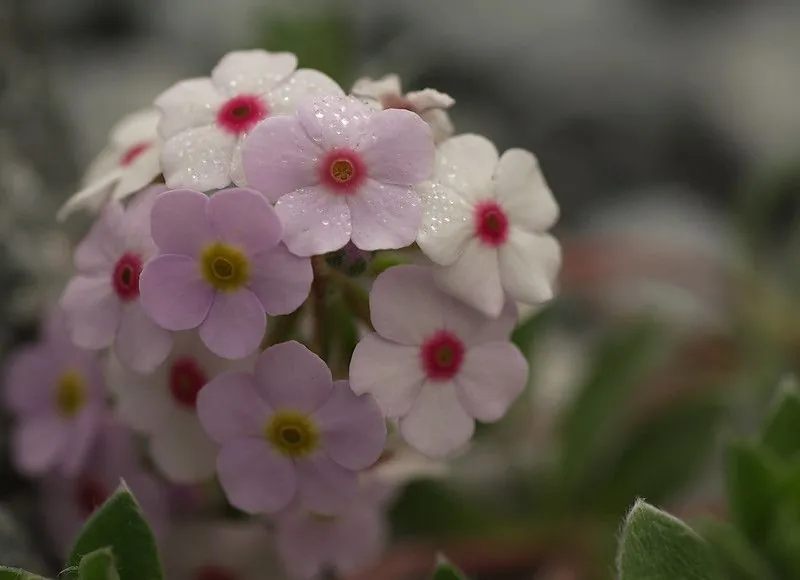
[416,134,561,318]
[155,50,343,191]
[60,186,173,373]
[275,482,391,580]
[196,340,386,515]
[139,187,312,359]
[242,95,435,256]
[41,419,168,557]
[2,311,105,477]
[349,265,528,457]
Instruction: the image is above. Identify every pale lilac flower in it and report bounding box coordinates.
[108,332,253,484]
[351,74,455,143]
[139,187,312,359]
[155,50,343,191]
[242,95,435,256]
[361,427,448,486]
[60,186,173,373]
[275,482,391,580]
[2,311,105,477]
[196,340,386,515]
[58,109,161,221]
[350,265,528,457]
[41,419,168,557]
[417,134,561,318]
[164,521,284,580]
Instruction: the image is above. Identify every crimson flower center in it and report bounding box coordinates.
[111,253,143,301]
[420,330,466,381]
[120,142,151,167]
[194,565,239,580]
[75,478,109,517]
[169,357,208,409]
[319,149,366,194]
[474,201,509,247]
[217,94,268,135]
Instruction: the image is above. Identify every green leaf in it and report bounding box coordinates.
[68,483,163,580]
[558,319,667,485]
[764,504,800,578]
[761,380,800,460]
[698,518,775,580]
[0,567,46,580]
[433,556,468,580]
[617,500,720,580]
[597,397,724,515]
[79,548,119,580]
[723,440,782,544]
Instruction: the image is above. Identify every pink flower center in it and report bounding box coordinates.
[474,201,509,247]
[75,478,109,517]
[216,94,268,135]
[169,357,207,409]
[194,565,238,580]
[111,253,143,301]
[120,142,151,167]
[380,94,416,112]
[420,330,465,381]
[319,149,367,194]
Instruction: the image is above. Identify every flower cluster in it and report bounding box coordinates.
[5,49,560,579]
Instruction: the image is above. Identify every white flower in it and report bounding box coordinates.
[155,49,343,191]
[351,74,455,143]
[107,331,253,483]
[417,134,561,318]
[57,109,162,221]
[362,428,448,486]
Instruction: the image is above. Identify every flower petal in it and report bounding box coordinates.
[494,148,559,231]
[59,408,101,476]
[499,229,561,305]
[120,185,164,249]
[248,245,313,315]
[368,264,444,344]
[416,181,474,266]
[406,88,455,111]
[455,342,528,422]
[108,355,172,434]
[434,239,505,318]
[140,254,214,331]
[217,439,296,514]
[155,78,223,139]
[241,116,322,203]
[150,188,212,258]
[314,380,386,470]
[359,109,434,185]
[12,415,66,476]
[254,341,332,412]
[111,145,162,202]
[298,96,373,151]
[110,108,160,145]
[211,50,297,97]
[57,169,122,222]
[434,134,498,202]
[114,304,174,373]
[150,411,218,483]
[349,335,424,417]
[267,69,345,116]
[161,126,237,191]
[419,108,454,143]
[295,454,358,515]
[3,345,58,415]
[399,383,474,457]
[197,371,271,442]
[274,186,351,257]
[207,187,282,253]
[350,74,402,100]
[348,180,421,251]
[199,290,266,359]
[59,275,121,350]
[73,201,126,272]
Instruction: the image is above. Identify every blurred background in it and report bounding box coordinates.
[2,0,800,578]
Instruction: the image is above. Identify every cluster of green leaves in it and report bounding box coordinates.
[615,384,800,579]
[1,483,162,580]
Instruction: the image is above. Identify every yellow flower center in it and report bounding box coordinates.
[54,369,86,418]
[200,242,250,292]
[308,511,339,523]
[264,411,320,458]
[330,159,355,183]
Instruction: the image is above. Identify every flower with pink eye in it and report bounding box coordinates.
[58,109,162,221]
[154,50,343,191]
[416,134,562,318]
[242,95,435,257]
[349,265,528,457]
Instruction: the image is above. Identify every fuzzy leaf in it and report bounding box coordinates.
[0,568,46,580]
[79,548,119,580]
[617,500,720,580]
[433,556,468,580]
[698,518,775,580]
